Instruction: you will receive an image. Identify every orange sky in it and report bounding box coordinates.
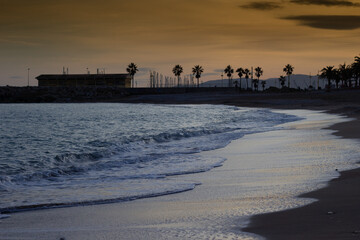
[0,0,359,86]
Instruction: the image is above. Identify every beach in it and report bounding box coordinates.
[1,90,360,239]
[244,107,360,239]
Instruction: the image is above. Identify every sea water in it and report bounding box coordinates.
[0,103,300,212]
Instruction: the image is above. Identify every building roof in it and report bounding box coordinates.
[36,74,131,81]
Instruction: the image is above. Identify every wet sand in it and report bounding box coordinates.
[244,111,360,239]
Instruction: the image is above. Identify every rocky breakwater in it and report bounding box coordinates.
[0,86,131,103]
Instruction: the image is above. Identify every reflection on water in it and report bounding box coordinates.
[132,110,360,240]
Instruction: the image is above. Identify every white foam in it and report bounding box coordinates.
[0,214,10,220]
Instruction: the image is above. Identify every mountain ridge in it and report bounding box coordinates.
[201,74,324,89]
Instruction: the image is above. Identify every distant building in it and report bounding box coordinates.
[36,73,131,88]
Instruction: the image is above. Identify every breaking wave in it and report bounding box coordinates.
[0,103,300,213]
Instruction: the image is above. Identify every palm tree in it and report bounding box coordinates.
[236,67,244,90]
[224,65,234,87]
[243,68,250,89]
[347,66,354,88]
[338,64,347,87]
[279,76,286,88]
[320,66,335,89]
[254,67,263,91]
[338,63,353,88]
[233,80,239,88]
[172,64,183,87]
[334,68,341,89]
[261,80,266,91]
[283,64,294,88]
[192,65,204,88]
[352,55,360,87]
[126,63,139,88]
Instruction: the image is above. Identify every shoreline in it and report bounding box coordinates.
[1,92,360,239]
[120,91,360,239]
[243,111,360,239]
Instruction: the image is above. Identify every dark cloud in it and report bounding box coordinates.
[290,0,360,7]
[240,1,283,10]
[283,15,360,30]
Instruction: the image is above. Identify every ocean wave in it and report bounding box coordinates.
[0,182,198,214]
[0,104,301,212]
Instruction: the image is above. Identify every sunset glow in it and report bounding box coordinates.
[1,0,359,86]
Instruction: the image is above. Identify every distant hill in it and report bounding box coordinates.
[201,74,325,90]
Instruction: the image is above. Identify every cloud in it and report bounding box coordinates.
[240,1,283,10]
[283,15,360,30]
[289,0,360,7]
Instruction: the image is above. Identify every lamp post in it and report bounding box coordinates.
[27,68,30,87]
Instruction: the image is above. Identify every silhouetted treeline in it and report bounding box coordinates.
[320,55,360,89]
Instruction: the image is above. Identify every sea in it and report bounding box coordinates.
[0,103,302,214]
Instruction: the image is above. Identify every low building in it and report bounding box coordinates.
[36,73,131,88]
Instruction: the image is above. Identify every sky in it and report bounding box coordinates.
[0,0,359,87]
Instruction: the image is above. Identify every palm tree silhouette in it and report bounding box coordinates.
[172,64,183,87]
[283,64,294,88]
[261,80,266,91]
[334,68,341,89]
[254,67,263,91]
[320,66,335,89]
[126,63,139,88]
[192,65,204,88]
[338,63,353,88]
[352,55,360,87]
[224,65,234,87]
[243,68,250,90]
[338,64,347,87]
[236,67,244,90]
[279,76,286,88]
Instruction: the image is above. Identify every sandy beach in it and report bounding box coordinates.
[1,90,360,240]
[244,101,360,239]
